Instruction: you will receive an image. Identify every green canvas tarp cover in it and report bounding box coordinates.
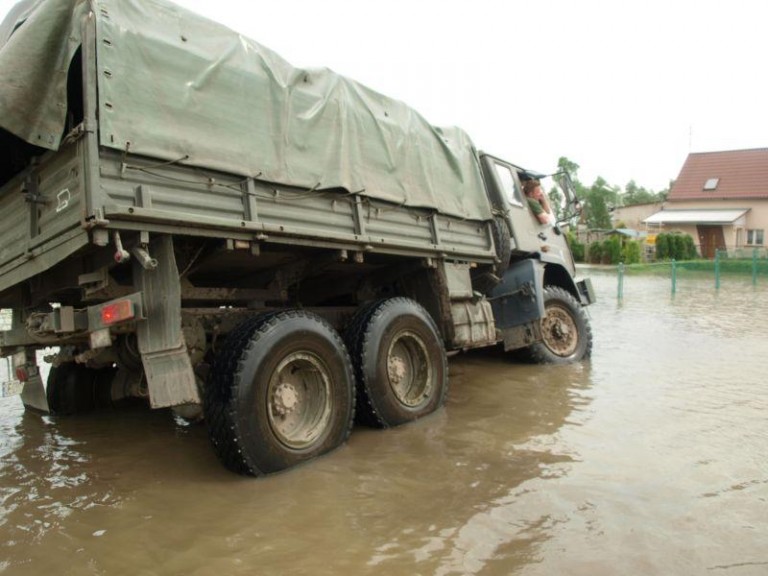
[0,0,492,221]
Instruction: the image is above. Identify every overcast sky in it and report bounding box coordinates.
[2,0,766,191]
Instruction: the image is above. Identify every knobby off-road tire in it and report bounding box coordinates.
[344,298,448,428]
[204,310,355,476]
[523,286,593,364]
[491,216,512,276]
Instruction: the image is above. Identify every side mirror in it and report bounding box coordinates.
[552,171,583,224]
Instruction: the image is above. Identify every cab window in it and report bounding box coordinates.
[494,163,523,207]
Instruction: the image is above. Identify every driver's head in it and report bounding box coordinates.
[523,179,541,197]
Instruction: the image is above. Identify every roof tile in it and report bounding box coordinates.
[669,148,768,200]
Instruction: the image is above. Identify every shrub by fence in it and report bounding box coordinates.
[567,231,586,263]
[655,232,697,261]
[622,240,642,264]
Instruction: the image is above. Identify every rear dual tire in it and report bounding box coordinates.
[204,310,355,476]
[344,298,448,428]
[46,363,118,415]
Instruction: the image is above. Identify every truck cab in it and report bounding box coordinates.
[480,153,579,276]
[478,153,595,360]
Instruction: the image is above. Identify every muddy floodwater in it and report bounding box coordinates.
[1,268,766,575]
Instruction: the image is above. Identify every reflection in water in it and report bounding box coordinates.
[360,358,594,575]
[0,269,767,575]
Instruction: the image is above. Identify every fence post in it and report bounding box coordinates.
[715,249,721,290]
[617,262,624,301]
[671,259,677,294]
[753,248,758,286]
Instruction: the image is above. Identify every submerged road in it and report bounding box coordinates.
[1,268,766,575]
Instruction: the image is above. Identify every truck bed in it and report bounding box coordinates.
[0,140,496,309]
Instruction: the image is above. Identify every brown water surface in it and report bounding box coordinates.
[1,269,767,575]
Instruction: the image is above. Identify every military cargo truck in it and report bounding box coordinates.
[0,0,595,476]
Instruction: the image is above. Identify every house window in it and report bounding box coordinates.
[703,178,719,191]
[746,229,764,245]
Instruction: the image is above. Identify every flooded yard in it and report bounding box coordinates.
[1,268,766,575]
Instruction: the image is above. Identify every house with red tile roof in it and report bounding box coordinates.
[643,148,768,258]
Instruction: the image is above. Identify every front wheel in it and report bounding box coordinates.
[524,286,593,364]
[204,310,355,476]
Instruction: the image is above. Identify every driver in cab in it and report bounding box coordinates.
[522,179,554,225]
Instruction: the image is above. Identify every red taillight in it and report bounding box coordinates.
[12,352,28,382]
[101,300,135,325]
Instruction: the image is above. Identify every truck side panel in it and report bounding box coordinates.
[0,141,88,297]
[0,172,28,267]
[96,152,496,262]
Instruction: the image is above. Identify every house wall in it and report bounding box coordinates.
[666,199,768,249]
[611,202,664,230]
[647,198,768,255]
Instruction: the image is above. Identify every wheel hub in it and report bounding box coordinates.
[272,381,299,417]
[267,352,333,450]
[551,317,572,339]
[387,355,408,384]
[542,305,578,356]
[387,331,432,408]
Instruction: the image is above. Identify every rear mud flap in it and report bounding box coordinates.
[140,346,198,408]
[20,372,50,413]
[135,235,199,408]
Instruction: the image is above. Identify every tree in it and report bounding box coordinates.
[548,186,563,221]
[624,180,659,205]
[621,179,670,207]
[556,157,581,179]
[551,156,671,228]
[583,177,615,229]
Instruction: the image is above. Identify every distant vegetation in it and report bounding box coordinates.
[654,232,697,261]
[581,236,643,265]
[552,157,668,230]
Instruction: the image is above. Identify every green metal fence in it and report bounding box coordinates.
[616,249,768,300]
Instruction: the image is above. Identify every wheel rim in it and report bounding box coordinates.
[541,303,579,357]
[386,330,433,408]
[267,352,332,450]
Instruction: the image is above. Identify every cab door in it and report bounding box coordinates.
[480,155,542,254]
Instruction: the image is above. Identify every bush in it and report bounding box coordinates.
[655,232,697,260]
[670,234,685,259]
[566,231,585,262]
[622,240,642,264]
[656,234,669,260]
[588,241,603,264]
[602,236,622,265]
